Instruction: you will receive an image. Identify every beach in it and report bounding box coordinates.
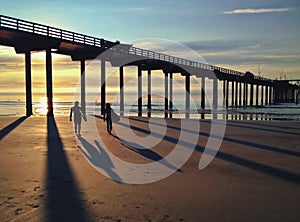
[0,116,299,221]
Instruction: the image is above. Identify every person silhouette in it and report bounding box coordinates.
[103,103,112,134]
[70,101,85,135]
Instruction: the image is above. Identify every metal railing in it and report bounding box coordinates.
[0,15,107,47]
[0,15,271,81]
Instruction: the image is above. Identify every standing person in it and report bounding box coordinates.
[104,103,112,134]
[70,101,85,135]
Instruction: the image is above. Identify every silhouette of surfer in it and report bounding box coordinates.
[104,103,113,134]
[70,101,86,135]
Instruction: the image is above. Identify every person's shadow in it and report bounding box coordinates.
[111,134,182,172]
[78,136,122,182]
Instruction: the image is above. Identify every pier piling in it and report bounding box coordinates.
[25,51,32,116]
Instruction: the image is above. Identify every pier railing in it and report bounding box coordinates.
[0,15,270,81]
[0,15,112,47]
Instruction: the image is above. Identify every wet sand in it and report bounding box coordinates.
[0,116,299,222]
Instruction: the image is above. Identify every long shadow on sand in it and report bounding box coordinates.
[111,134,181,172]
[78,136,122,182]
[229,120,300,132]
[129,117,300,158]
[46,116,90,222]
[117,118,300,185]
[213,120,300,136]
[93,115,180,172]
[0,116,27,140]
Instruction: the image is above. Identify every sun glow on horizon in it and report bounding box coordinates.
[34,96,61,115]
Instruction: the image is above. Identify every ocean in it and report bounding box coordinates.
[1,100,299,121]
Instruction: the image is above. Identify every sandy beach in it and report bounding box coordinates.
[0,116,299,222]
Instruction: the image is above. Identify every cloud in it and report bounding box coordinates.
[203,51,300,67]
[183,40,261,52]
[223,7,292,14]
[112,7,147,12]
[181,39,300,78]
[183,39,299,62]
[132,39,208,63]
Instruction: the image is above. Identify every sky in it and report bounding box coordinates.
[0,0,300,102]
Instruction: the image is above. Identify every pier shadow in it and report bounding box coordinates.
[131,116,300,136]
[118,117,300,185]
[218,121,300,136]
[93,115,180,172]
[129,117,300,158]
[46,116,90,222]
[77,136,122,183]
[231,120,300,132]
[112,134,181,172]
[0,116,27,140]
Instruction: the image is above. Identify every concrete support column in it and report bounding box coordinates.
[169,72,173,118]
[213,78,218,119]
[243,83,246,106]
[250,83,254,106]
[265,86,269,105]
[239,82,243,107]
[239,82,242,107]
[223,80,226,107]
[261,85,264,106]
[226,80,229,108]
[231,81,234,107]
[292,89,296,103]
[201,76,205,119]
[138,66,142,117]
[245,83,248,106]
[277,87,280,104]
[119,66,124,116]
[46,48,53,116]
[291,89,294,103]
[164,71,169,118]
[25,51,33,116]
[256,84,259,106]
[235,81,238,108]
[80,60,86,116]
[101,58,106,115]
[274,87,278,104]
[269,86,273,105]
[147,69,151,117]
[185,73,190,119]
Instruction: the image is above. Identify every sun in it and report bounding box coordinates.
[35,97,60,115]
